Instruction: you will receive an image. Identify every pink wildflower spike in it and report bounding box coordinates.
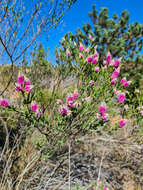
[59,105,70,116]
[98,103,107,114]
[111,79,117,85]
[89,80,94,86]
[0,98,9,107]
[140,110,143,117]
[106,52,112,63]
[94,67,100,72]
[17,74,25,84]
[92,59,98,64]
[96,113,100,120]
[30,102,38,112]
[87,56,93,63]
[114,58,121,68]
[119,119,126,127]
[123,81,131,87]
[79,43,84,51]
[111,69,120,79]
[57,99,63,104]
[89,34,93,41]
[74,42,77,46]
[68,101,74,108]
[25,85,33,93]
[66,50,71,57]
[66,94,74,102]
[118,93,125,103]
[25,80,31,85]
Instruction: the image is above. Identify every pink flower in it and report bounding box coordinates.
[59,105,71,116]
[92,59,98,64]
[87,56,93,63]
[121,77,127,84]
[102,113,109,120]
[111,79,117,85]
[17,74,25,84]
[73,91,79,98]
[119,119,126,127]
[123,81,131,87]
[98,103,107,114]
[25,85,33,92]
[121,78,131,88]
[89,80,94,85]
[140,110,143,117]
[30,102,38,112]
[118,93,125,103]
[79,44,84,51]
[16,84,23,92]
[57,99,63,104]
[94,67,100,72]
[66,50,71,56]
[111,69,120,79]
[114,59,121,68]
[67,101,74,108]
[66,94,74,102]
[0,98,9,107]
[25,80,31,85]
[93,53,98,58]
[106,52,112,63]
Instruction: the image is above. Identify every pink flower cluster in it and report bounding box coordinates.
[16,74,33,93]
[87,52,99,65]
[97,103,109,120]
[58,90,80,116]
[105,52,121,69]
[0,98,9,107]
[121,77,131,87]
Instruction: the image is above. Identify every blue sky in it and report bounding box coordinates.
[43,0,143,63]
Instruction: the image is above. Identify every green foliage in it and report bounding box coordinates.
[28,43,52,86]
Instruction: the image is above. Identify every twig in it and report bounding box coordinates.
[68,141,71,190]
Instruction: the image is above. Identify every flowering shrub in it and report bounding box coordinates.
[0,40,143,156]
